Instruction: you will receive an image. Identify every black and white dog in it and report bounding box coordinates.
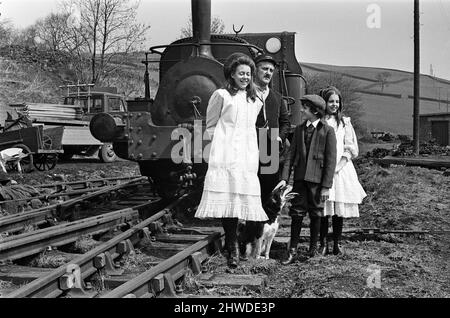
[240,185,298,260]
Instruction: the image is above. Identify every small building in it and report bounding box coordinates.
[419,113,450,146]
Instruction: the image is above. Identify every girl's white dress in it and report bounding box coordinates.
[324,116,367,218]
[195,89,268,222]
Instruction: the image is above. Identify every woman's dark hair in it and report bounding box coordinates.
[319,86,345,127]
[223,53,257,102]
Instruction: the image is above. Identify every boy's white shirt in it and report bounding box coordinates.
[306,118,320,128]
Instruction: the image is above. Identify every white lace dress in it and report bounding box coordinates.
[324,116,367,218]
[195,89,268,222]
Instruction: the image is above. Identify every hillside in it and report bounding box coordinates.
[301,62,450,135]
[0,46,159,126]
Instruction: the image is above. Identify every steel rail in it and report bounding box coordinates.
[342,227,450,235]
[5,192,194,298]
[374,156,450,169]
[0,207,135,244]
[36,176,143,191]
[101,231,222,298]
[0,208,139,261]
[277,227,450,238]
[0,177,148,234]
[0,181,150,211]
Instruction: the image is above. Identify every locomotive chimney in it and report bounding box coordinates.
[191,0,213,58]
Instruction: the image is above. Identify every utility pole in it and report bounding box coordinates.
[413,0,420,155]
[438,87,441,109]
[141,52,150,100]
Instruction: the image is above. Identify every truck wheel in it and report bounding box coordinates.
[99,143,117,163]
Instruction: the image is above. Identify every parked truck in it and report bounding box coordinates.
[7,84,127,163]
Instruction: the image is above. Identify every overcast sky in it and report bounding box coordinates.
[2,0,450,80]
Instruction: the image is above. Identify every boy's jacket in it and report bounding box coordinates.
[281,119,337,188]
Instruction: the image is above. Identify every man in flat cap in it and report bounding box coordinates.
[276,94,337,264]
[238,54,291,260]
[253,54,290,185]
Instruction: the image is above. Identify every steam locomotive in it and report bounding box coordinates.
[89,0,306,198]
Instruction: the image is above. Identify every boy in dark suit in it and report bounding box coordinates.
[276,94,337,265]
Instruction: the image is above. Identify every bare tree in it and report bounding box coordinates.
[1,2,36,47]
[16,26,39,47]
[0,4,14,46]
[179,15,225,39]
[61,0,150,84]
[0,21,13,46]
[35,13,72,51]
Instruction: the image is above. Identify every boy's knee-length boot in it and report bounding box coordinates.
[319,216,329,256]
[309,216,320,257]
[282,216,303,265]
[332,215,343,255]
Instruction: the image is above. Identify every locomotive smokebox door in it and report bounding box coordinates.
[152,56,225,126]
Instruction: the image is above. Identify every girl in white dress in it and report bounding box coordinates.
[195,53,267,268]
[319,86,367,255]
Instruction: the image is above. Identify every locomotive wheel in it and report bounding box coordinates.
[98,143,117,163]
[33,153,58,171]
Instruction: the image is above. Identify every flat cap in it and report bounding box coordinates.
[300,94,326,115]
[254,54,278,67]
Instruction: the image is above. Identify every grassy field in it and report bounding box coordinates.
[302,63,450,135]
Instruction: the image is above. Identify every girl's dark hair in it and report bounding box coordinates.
[319,86,345,127]
[223,53,257,102]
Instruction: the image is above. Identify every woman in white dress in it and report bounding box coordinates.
[195,53,268,268]
[319,86,367,255]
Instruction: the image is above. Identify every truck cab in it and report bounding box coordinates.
[63,86,127,120]
[59,85,127,162]
[7,85,127,163]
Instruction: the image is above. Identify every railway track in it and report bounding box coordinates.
[0,176,152,235]
[1,176,446,298]
[0,176,145,214]
[1,191,224,298]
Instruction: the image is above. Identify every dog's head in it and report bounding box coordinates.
[263,185,298,223]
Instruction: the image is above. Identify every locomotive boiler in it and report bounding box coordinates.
[89,0,306,198]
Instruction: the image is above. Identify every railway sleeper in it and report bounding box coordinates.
[0,210,140,262]
[196,273,268,292]
[3,194,208,298]
[0,264,54,284]
[100,231,222,298]
[1,228,219,298]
